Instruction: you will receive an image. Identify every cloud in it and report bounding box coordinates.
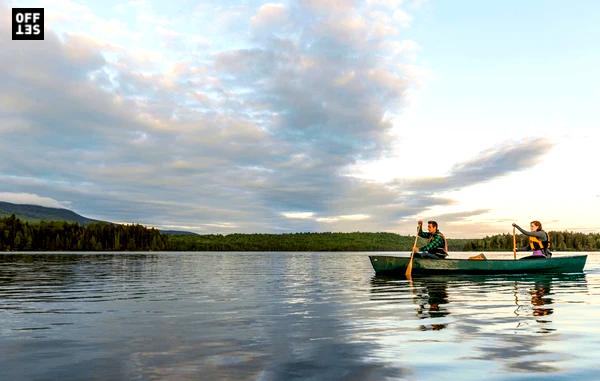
[282,211,315,219]
[397,139,554,192]
[216,1,412,158]
[0,192,67,208]
[206,0,420,230]
[0,1,554,235]
[433,209,491,222]
[251,3,287,29]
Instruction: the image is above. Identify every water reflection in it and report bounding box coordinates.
[370,276,451,330]
[0,253,164,313]
[1,253,412,381]
[530,277,553,318]
[0,253,596,380]
[371,273,587,330]
[414,278,450,331]
[370,272,590,374]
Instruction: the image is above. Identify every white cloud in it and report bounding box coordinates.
[0,192,67,208]
[317,214,371,223]
[282,212,316,219]
[251,3,287,29]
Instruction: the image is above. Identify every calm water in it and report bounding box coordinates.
[1,252,599,381]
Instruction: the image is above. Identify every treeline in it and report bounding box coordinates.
[462,232,600,251]
[2,215,600,251]
[0,215,167,251]
[166,232,425,251]
[0,215,462,251]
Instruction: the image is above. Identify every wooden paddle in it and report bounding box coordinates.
[513,226,517,260]
[405,223,420,278]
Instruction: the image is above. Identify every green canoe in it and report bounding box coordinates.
[369,255,587,275]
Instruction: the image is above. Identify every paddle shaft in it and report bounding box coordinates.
[513,226,517,260]
[405,224,420,278]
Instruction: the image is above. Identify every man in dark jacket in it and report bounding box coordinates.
[414,220,448,259]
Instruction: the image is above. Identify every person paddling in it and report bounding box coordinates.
[413,220,448,259]
[512,221,552,259]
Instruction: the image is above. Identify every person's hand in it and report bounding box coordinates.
[512,223,517,228]
[418,220,423,226]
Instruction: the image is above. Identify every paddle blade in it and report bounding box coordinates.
[405,254,414,278]
[406,223,419,278]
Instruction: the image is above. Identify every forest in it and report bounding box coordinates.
[0,215,167,251]
[1,215,599,251]
[165,231,429,251]
[461,232,600,252]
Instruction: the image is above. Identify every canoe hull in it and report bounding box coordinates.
[369,255,587,275]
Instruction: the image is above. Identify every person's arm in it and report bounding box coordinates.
[417,225,431,239]
[419,233,444,252]
[513,224,547,240]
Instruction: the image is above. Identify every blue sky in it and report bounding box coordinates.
[411,0,600,132]
[1,0,599,237]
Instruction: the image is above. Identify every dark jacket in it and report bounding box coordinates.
[418,226,448,257]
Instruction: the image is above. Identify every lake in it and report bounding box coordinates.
[1,252,599,380]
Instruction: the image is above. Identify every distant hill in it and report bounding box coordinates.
[0,201,197,235]
[0,201,103,225]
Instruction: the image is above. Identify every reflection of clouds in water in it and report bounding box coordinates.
[120,253,408,380]
[258,256,407,380]
[1,253,596,380]
[125,342,269,381]
[471,335,564,373]
[453,274,588,374]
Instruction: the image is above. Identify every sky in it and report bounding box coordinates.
[1,0,599,237]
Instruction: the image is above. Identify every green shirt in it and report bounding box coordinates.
[418,227,447,254]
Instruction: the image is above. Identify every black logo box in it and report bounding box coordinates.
[12,8,44,40]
